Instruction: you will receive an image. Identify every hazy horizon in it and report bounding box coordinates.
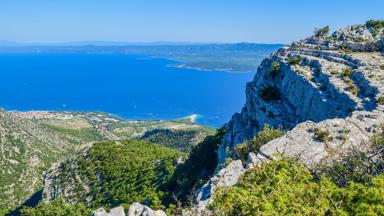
[2,0,383,44]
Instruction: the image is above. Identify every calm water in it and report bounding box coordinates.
[0,53,256,127]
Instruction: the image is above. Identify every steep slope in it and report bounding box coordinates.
[195,21,384,212]
[220,21,384,166]
[0,110,88,210]
[0,110,213,213]
[41,140,182,209]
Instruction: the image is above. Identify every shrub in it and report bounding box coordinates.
[340,69,358,95]
[342,67,353,77]
[21,199,91,216]
[322,129,384,187]
[314,128,333,142]
[210,158,384,216]
[366,20,384,38]
[269,61,280,77]
[346,85,359,96]
[236,125,284,161]
[260,86,281,102]
[314,26,330,38]
[287,57,302,65]
[380,65,384,70]
[340,48,353,54]
[377,96,384,105]
[342,76,353,85]
[366,20,384,29]
[355,37,365,42]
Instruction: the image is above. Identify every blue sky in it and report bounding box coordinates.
[1,0,383,44]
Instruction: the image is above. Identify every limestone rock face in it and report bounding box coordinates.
[195,160,245,211]
[192,21,384,215]
[219,22,384,166]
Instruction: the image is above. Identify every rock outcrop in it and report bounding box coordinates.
[195,160,245,211]
[196,21,384,212]
[93,203,166,216]
[219,22,384,166]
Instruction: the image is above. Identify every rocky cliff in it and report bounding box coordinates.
[219,22,384,165]
[196,21,384,211]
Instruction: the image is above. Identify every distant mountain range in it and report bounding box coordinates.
[0,40,284,47]
[0,42,284,72]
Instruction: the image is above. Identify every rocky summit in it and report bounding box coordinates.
[196,21,384,211]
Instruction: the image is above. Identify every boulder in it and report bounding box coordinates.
[128,203,167,216]
[195,160,245,212]
[93,208,109,216]
[110,206,125,216]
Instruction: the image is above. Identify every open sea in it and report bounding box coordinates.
[0,53,258,127]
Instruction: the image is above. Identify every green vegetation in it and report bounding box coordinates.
[314,128,333,142]
[21,199,91,216]
[366,20,384,38]
[380,64,384,70]
[340,48,353,54]
[377,96,384,105]
[314,25,330,38]
[236,125,284,161]
[323,131,384,186]
[40,140,182,210]
[342,67,353,77]
[340,67,358,96]
[0,110,213,213]
[355,37,365,42]
[140,128,215,152]
[260,86,281,102]
[210,158,384,216]
[166,128,225,206]
[47,125,104,143]
[0,113,83,211]
[212,127,384,216]
[269,61,281,77]
[287,57,302,65]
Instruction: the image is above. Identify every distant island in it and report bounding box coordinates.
[0,43,284,73]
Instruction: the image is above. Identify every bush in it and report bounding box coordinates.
[366,20,384,28]
[377,96,384,105]
[314,128,333,142]
[236,125,284,161]
[340,68,358,95]
[314,26,330,38]
[260,86,281,102]
[287,57,302,65]
[380,65,384,70]
[342,67,353,77]
[269,61,280,77]
[340,48,353,54]
[21,199,91,216]
[345,85,359,96]
[366,20,384,37]
[210,158,384,216]
[323,130,384,186]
